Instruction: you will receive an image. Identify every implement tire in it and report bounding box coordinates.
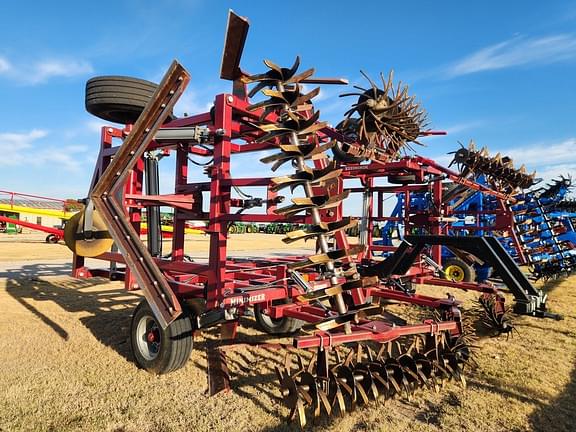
[254,302,303,334]
[130,300,193,374]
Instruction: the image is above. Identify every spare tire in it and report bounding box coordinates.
[85,76,174,124]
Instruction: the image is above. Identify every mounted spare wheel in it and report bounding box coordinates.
[85,76,175,124]
[130,299,194,374]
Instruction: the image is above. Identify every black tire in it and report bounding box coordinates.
[388,174,417,184]
[130,299,193,374]
[45,234,59,244]
[85,76,174,124]
[443,257,476,283]
[254,302,303,334]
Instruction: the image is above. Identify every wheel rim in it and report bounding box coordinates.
[445,265,465,282]
[136,315,162,361]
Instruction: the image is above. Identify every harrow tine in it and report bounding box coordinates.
[289,397,307,429]
[284,352,293,373]
[355,380,371,405]
[275,365,286,383]
[355,364,379,400]
[344,349,355,367]
[328,370,347,415]
[376,343,387,361]
[296,354,305,373]
[307,353,317,373]
[370,365,391,396]
[318,387,332,416]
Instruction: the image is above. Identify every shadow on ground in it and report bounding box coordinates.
[0,262,72,278]
[529,362,576,432]
[4,262,140,361]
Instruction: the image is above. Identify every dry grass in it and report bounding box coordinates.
[0,236,575,431]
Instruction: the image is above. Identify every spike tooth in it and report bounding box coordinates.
[318,387,332,416]
[295,398,307,429]
[356,380,370,404]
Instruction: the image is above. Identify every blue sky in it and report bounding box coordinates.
[1,0,576,201]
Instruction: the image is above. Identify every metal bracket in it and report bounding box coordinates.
[90,61,191,329]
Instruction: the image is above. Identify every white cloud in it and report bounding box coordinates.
[535,163,576,184]
[29,59,94,84]
[0,129,88,172]
[0,56,94,85]
[431,138,576,186]
[0,129,48,153]
[0,56,11,73]
[447,34,576,77]
[85,120,109,133]
[173,90,213,117]
[504,138,576,168]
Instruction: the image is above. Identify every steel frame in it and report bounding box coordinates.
[74,62,465,367]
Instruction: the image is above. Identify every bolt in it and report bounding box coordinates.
[107,128,114,133]
[169,90,175,95]
[161,103,166,108]
[215,128,226,136]
[227,95,234,103]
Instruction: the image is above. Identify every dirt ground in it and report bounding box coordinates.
[0,233,575,432]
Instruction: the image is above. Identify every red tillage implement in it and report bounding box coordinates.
[65,11,474,427]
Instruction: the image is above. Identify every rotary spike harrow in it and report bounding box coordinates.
[276,333,471,428]
[338,70,427,161]
[474,293,516,337]
[449,140,538,194]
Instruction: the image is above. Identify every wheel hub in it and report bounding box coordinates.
[445,265,464,282]
[147,328,159,343]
